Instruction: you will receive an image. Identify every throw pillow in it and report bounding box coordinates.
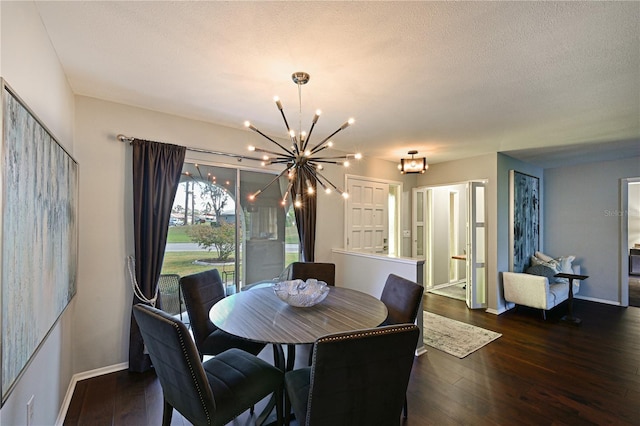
[525,265,557,282]
[557,255,575,274]
[531,252,576,283]
[530,255,560,272]
[535,251,555,263]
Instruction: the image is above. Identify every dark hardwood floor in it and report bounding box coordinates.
[64,294,640,425]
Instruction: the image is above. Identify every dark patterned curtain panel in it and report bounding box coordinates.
[129,139,186,372]
[290,167,317,262]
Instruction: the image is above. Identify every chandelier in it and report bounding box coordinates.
[244,72,361,208]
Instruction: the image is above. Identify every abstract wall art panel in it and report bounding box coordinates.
[509,170,540,273]
[1,80,78,403]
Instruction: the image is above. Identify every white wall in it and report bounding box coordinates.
[545,156,640,304]
[1,1,76,425]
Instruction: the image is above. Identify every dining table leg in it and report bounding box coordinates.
[284,344,297,425]
[256,344,286,426]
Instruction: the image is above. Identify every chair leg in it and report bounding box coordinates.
[162,399,173,426]
[284,383,292,426]
[541,309,546,320]
[275,386,284,426]
[403,396,408,418]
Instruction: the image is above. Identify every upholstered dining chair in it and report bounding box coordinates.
[284,324,419,426]
[180,269,266,358]
[288,262,336,286]
[133,304,283,426]
[379,273,424,326]
[379,273,424,418]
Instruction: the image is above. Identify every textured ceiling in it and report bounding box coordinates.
[34,1,640,167]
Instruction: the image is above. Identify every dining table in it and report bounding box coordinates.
[209,284,388,424]
[210,284,388,367]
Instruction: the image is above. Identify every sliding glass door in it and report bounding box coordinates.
[162,161,298,293]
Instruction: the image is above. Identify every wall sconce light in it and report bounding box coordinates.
[398,150,428,174]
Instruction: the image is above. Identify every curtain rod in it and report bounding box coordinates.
[116,134,263,162]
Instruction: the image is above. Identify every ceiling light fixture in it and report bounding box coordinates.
[398,150,428,174]
[244,72,361,207]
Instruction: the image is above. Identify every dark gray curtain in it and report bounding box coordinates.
[129,139,186,372]
[290,167,317,262]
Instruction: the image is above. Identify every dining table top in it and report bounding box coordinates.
[209,285,389,345]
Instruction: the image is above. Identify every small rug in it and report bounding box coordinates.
[423,311,502,358]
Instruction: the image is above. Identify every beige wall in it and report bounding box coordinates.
[1,1,76,425]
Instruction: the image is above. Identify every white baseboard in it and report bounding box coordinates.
[55,362,129,426]
[574,295,621,306]
[486,304,512,315]
[415,345,428,357]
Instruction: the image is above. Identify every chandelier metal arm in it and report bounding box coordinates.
[282,180,294,204]
[302,118,319,153]
[307,159,346,166]
[252,146,290,158]
[306,165,344,194]
[311,155,353,161]
[268,158,296,165]
[248,124,294,156]
[276,100,292,137]
[275,100,302,156]
[309,124,348,154]
[249,165,293,199]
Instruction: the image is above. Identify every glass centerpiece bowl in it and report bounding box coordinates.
[273,279,330,307]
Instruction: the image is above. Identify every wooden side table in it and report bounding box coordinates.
[554,273,588,325]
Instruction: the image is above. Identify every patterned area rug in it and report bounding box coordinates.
[423,312,502,358]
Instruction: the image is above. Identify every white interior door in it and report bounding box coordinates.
[466,181,487,309]
[412,187,432,288]
[346,178,389,253]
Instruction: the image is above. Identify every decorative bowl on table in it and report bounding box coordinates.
[273,279,330,307]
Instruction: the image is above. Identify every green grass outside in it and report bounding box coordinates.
[169,226,300,244]
[167,226,192,243]
[162,251,299,278]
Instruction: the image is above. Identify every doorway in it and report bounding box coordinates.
[627,180,640,307]
[413,181,487,309]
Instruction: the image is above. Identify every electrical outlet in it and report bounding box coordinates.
[26,395,34,426]
[402,230,411,238]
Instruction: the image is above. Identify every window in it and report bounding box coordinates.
[162,162,299,293]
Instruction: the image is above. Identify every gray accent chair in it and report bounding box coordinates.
[284,324,419,426]
[133,304,283,426]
